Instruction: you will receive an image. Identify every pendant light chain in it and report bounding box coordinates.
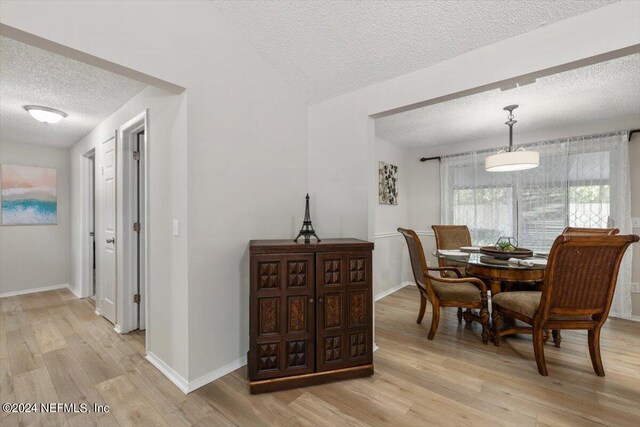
[485,104,539,172]
[504,104,518,152]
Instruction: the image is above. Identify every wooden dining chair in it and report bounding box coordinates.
[398,227,490,344]
[547,227,620,344]
[562,227,619,236]
[432,225,474,322]
[492,234,639,376]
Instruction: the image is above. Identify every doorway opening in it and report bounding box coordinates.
[118,111,148,334]
[88,153,96,302]
[82,149,97,306]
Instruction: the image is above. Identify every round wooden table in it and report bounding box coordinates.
[436,252,546,295]
[435,252,551,342]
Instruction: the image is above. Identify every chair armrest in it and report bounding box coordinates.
[427,274,487,294]
[427,266,462,278]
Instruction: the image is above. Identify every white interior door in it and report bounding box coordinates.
[98,135,117,324]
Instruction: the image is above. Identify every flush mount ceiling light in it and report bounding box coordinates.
[485,105,539,172]
[23,105,67,124]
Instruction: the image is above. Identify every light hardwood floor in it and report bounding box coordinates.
[1,286,639,426]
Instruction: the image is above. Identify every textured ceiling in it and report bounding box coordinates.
[375,54,640,149]
[0,37,147,148]
[213,0,615,103]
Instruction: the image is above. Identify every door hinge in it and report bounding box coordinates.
[133,222,141,232]
[133,293,141,304]
[133,150,140,161]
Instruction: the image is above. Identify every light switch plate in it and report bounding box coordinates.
[172,219,179,236]
[631,282,640,294]
[632,217,640,228]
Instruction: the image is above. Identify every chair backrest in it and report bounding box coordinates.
[432,225,472,271]
[398,227,429,294]
[538,234,639,324]
[562,227,619,236]
[432,225,472,249]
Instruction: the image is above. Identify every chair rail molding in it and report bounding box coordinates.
[375,230,434,239]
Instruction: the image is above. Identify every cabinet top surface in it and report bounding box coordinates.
[250,238,373,253]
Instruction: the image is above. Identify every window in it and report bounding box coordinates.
[452,186,513,246]
[441,136,624,251]
[440,131,631,318]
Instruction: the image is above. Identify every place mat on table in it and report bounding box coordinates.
[438,249,470,257]
[480,256,547,267]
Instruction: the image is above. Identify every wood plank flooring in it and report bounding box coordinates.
[0,286,638,426]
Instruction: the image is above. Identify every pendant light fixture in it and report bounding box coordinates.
[485,105,539,172]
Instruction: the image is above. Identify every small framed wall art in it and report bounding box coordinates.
[378,161,398,205]
[1,164,57,225]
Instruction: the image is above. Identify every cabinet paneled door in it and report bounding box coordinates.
[248,239,374,393]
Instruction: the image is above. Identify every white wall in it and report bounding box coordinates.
[70,86,189,379]
[373,137,443,298]
[374,137,410,297]
[1,0,308,386]
[0,141,71,295]
[375,137,409,233]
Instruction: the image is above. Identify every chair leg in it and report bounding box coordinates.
[552,330,562,348]
[427,302,440,340]
[533,327,548,376]
[417,295,427,324]
[491,309,503,346]
[463,308,473,325]
[457,307,463,324]
[480,307,490,345]
[588,326,605,376]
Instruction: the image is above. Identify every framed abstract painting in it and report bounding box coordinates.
[1,164,57,225]
[378,161,398,205]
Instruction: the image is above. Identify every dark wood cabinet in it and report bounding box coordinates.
[249,239,374,393]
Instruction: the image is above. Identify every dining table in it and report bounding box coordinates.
[434,251,547,296]
[434,249,556,343]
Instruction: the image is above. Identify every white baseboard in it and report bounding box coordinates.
[113,324,123,334]
[375,281,414,301]
[146,352,190,394]
[612,314,640,322]
[66,285,82,298]
[0,283,70,298]
[188,355,247,393]
[146,352,247,395]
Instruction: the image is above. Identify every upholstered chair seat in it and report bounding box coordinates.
[492,291,592,321]
[431,280,482,303]
[492,291,541,319]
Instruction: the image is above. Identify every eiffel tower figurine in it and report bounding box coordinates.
[294,194,321,243]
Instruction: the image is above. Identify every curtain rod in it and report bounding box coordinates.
[419,156,441,162]
[419,129,636,163]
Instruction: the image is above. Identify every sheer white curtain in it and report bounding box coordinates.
[441,131,633,318]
